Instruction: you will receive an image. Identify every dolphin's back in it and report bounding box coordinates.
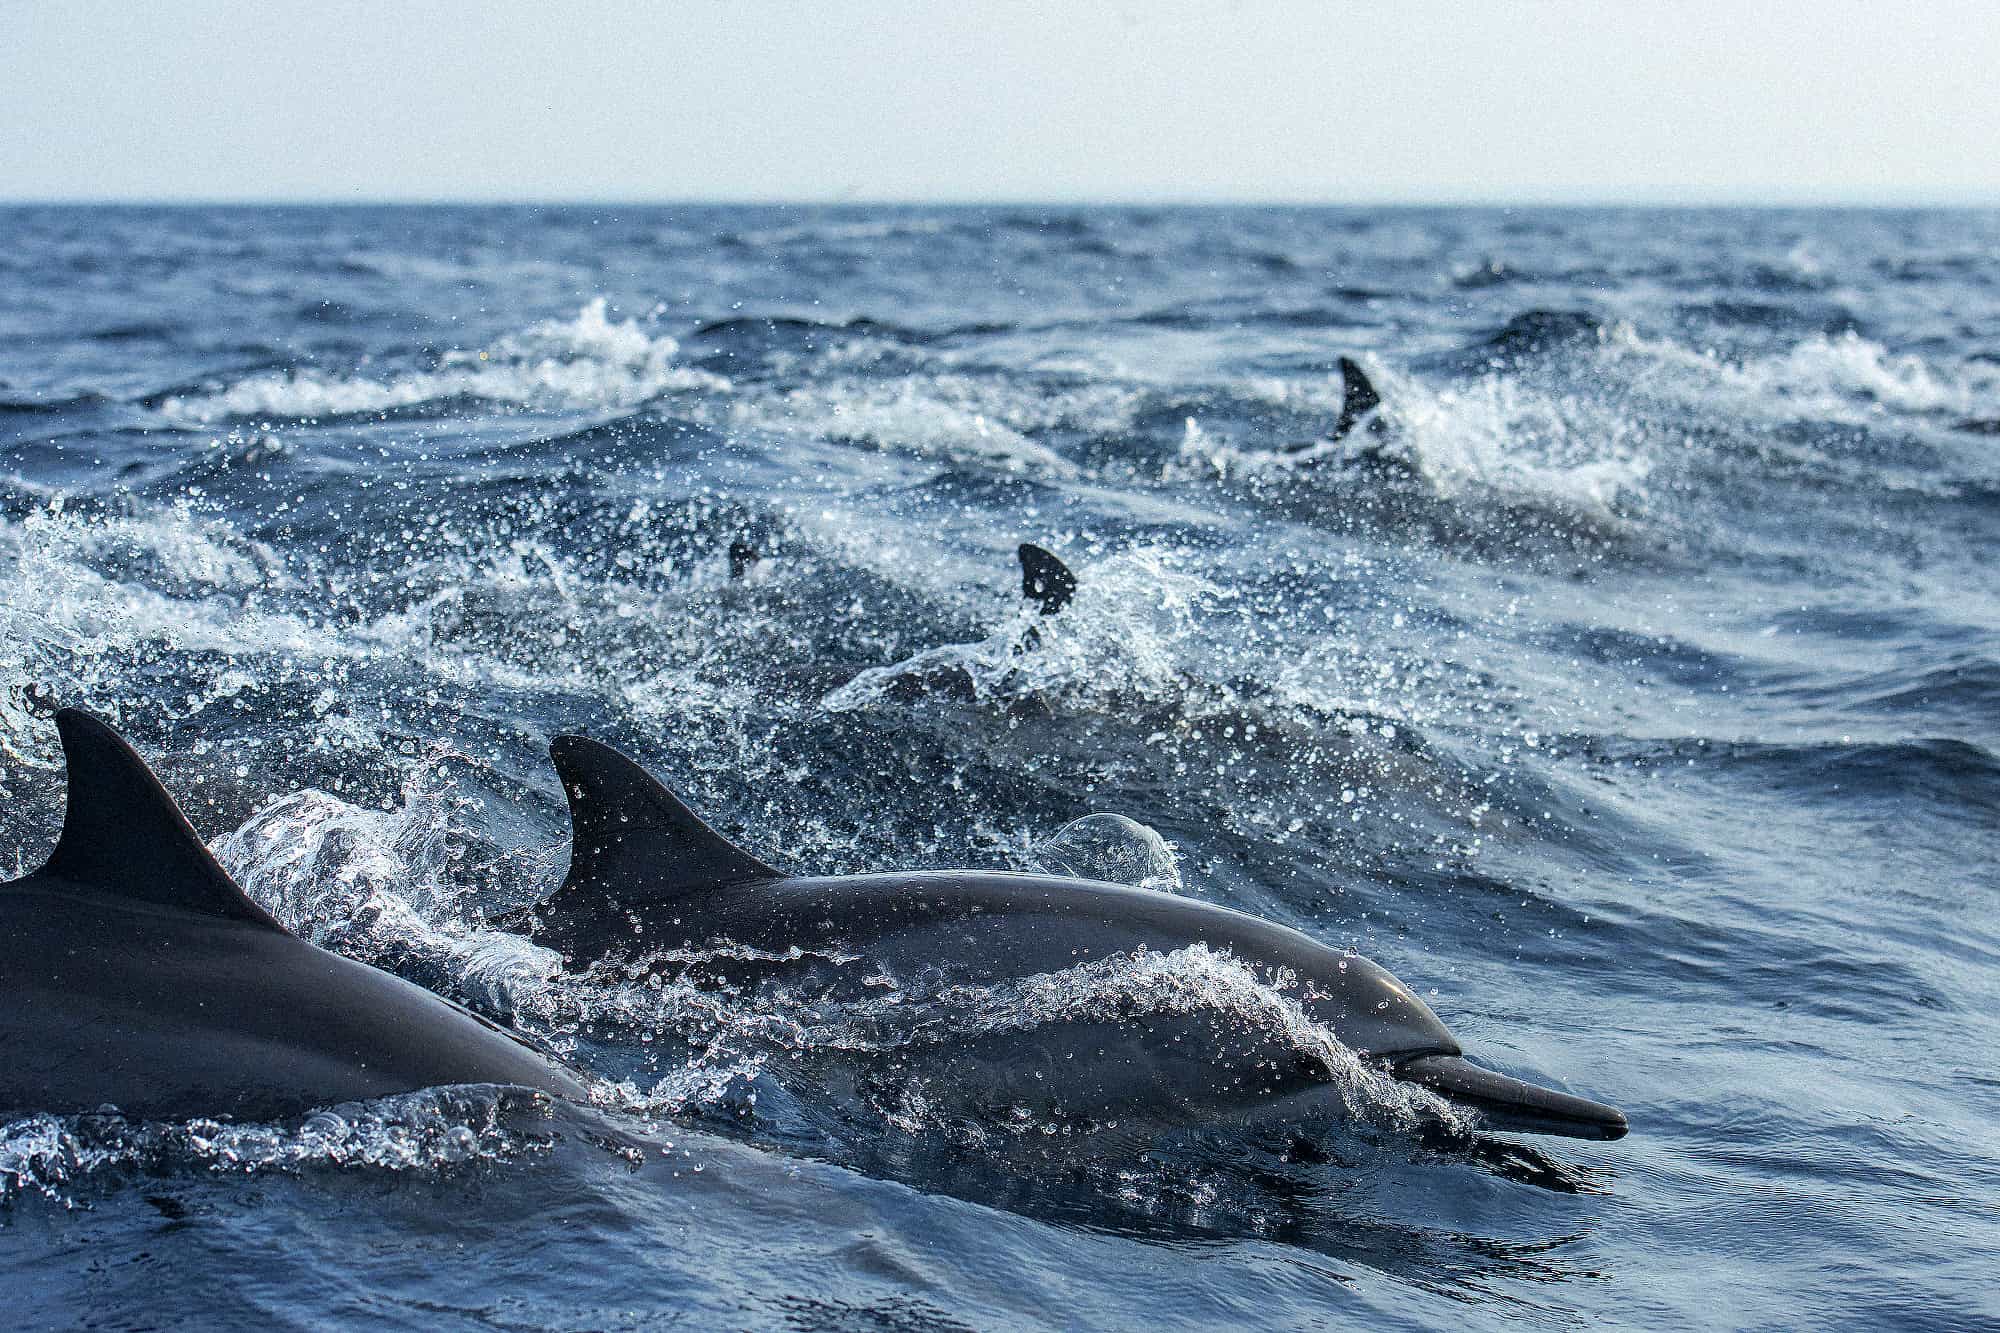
[707,871,1463,1062]
[0,709,586,1122]
[0,883,584,1122]
[536,734,1461,1063]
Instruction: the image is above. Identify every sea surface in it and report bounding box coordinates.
[1,204,1996,1329]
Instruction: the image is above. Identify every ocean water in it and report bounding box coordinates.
[1,204,1996,1329]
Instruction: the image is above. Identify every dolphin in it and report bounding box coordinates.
[0,708,590,1123]
[751,542,1082,709]
[1017,541,1077,615]
[1329,355,1386,444]
[524,734,1629,1141]
[1275,354,1396,465]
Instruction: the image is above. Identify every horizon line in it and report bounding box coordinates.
[4,193,1998,212]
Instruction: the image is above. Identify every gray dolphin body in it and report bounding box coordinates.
[530,736,1628,1141]
[0,710,589,1123]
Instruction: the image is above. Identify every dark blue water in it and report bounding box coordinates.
[2,205,1997,1329]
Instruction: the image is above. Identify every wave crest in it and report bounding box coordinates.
[160,300,727,423]
[1,1086,559,1208]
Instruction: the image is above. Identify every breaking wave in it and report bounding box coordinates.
[0,1086,561,1209]
[725,374,1136,477]
[160,300,727,423]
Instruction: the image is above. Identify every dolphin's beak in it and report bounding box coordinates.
[1394,1054,1628,1141]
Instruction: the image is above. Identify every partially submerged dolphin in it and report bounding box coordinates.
[0,709,589,1123]
[527,734,1628,1141]
[1329,354,1386,444]
[1280,355,1396,463]
[1017,541,1076,615]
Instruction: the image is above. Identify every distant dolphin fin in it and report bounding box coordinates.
[27,708,286,931]
[1018,543,1077,615]
[1331,355,1383,442]
[728,538,759,579]
[546,736,781,915]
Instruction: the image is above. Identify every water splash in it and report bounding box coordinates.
[0,1087,560,1208]
[1178,361,1652,521]
[823,548,1229,714]
[214,759,570,1018]
[1031,813,1183,893]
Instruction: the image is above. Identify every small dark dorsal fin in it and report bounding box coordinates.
[1018,543,1077,615]
[31,708,285,931]
[1332,355,1384,441]
[546,735,781,917]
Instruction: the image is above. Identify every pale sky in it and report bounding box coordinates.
[3,0,1996,205]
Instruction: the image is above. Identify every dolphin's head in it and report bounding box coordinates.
[1302,949,1627,1141]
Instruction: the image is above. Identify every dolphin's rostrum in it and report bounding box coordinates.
[528,733,1629,1141]
[0,709,589,1123]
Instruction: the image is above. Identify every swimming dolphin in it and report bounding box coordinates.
[0,709,589,1123]
[524,734,1629,1141]
[1330,355,1386,443]
[1275,354,1395,464]
[766,543,1081,709]
[1017,542,1077,615]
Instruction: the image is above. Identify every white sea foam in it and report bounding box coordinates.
[0,504,340,768]
[160,299,727,423]
[0,498,772,780]
[0,1087,558,1206]
[215,760,570,1017]
[1730,331,1973,414]
[732,377,1080,477]
[1608,325,1991,422]
[1395,374,1652,513]
[726,371,1140,478]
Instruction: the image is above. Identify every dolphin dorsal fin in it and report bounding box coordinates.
[1332,355,1383,441]
[1018,543,1077,615]
[31,709,285,931]
[547,736,781,913]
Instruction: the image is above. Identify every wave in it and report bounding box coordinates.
[1475,309,1608,364]
[1,1086,561,1208]
[158,300,727,423]
[0,503,322,764]
[1721,331,1978,415]
[1452,307,1991,431]
[720,215,957,249]
[84,321,182,344]
[689,313,920,349]
[1452,258,1531,290]
[0,392,114,417]
[728,376,1106,477]
[1674,299,1860,335]
[1598,324,1993,426]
